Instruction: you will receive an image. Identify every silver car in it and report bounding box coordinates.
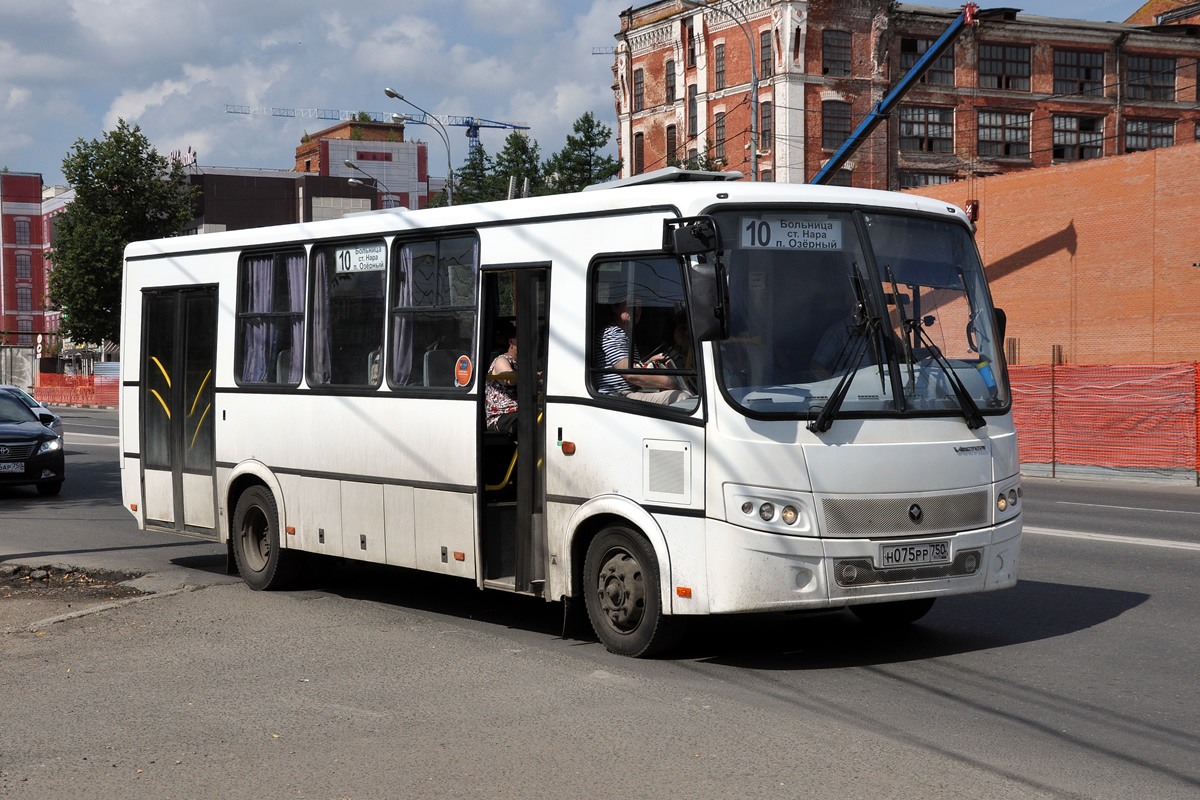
[0,384,63,439]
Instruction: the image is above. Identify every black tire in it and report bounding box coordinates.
[36,481,63,496]
[583,526,684,657]
[231,486,299,591]
[850,597,936,627]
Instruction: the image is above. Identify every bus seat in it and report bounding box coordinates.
[423,349,457,386]
[275,349,291,383]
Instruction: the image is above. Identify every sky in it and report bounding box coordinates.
[0,0,1151,187]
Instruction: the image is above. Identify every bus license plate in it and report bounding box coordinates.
[0,462,23,473]
[879,541,949,569]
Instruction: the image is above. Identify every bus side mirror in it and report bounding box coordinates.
[663,216,720,256]
[993,307,1007,343]
[687,258,730,342]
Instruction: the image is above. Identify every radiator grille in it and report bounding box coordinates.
[835,549,984,587]
[821,490,988,537]
[0,442,35,461]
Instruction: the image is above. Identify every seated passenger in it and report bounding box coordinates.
[596,297,692,406]
[485,321,519,434]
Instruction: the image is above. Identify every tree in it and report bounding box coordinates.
[48,119,196,345]
[542,112,619,194]
[493,132,544,197]
[452,144,504,205]
[670,138,727,172]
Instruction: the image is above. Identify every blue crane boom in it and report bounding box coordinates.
[223,105,530,152]
[810,3,979,186]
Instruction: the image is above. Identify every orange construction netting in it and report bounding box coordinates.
[1009,363,1199,471]
[33,373,119,407]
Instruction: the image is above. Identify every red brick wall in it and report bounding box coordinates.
[906,142,1200,364]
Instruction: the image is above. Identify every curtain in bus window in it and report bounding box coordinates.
[240,256,274,383]
[391,244,414,385]
[283,253,306,383]
[310,250,332,385]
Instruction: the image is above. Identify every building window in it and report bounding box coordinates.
[759,101,772,150]
[17,287,32,312]
[829,169,852,187]
[14,219,30,246]
[978,111,1030,157]
[16,253,31,280]
[17,319,32,346]
[666,59,676,103]
[687,147,698,167]
[1127,56,1176,100]
[666,124,678,164]
[633,132,645,174]
[686,19,696,67]
[900,172,954,189]
[355,152,393,162]
[1052,116,1103,161]
[899,106,953,153]
[714,112,726,160]
[633,69,644,112]
[823,30,851,77]
[1125,119,1174,152]
[761,30,772,79]
[1053,50,1104,96]
[822,100,852,149]
[900,38,955,85]
[979,44,1030,91]
[714,44,726,90]
[760,169,772,182]
[688,85,698,137]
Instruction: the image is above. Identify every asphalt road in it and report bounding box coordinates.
[2,407,1198,799]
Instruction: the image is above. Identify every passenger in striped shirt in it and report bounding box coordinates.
[595,297,691,406]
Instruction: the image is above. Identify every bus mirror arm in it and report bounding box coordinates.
[663,216,721,255]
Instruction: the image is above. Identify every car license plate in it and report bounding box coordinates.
[0,462,24,473]
[879,540,949,568]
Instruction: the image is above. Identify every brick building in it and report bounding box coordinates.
[613,0,1200,189]
[905,140,1200,365]
[1,173,48,348]
[294,119,439,209]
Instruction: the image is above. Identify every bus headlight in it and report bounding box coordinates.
[994,477,1021,523]
[725,485,815,536]
[759,502,775,521]
[780,505,799,525]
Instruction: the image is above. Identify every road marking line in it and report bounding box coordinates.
[1024,525,1200,552]
[65,432,118,440]
[1057,501,1200,517]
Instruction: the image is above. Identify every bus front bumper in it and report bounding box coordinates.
[700,516,1021,615]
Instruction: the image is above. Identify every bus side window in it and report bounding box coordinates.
[390,236,479,389]
[590,257,698,409]
[308,240,387,388]
[236,250,306,386]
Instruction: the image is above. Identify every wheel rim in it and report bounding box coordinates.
[239,505,271,572]
[595,549,646,633]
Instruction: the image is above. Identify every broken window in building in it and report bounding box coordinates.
[823,30,851,77]
[1052,115,1103,161]
[1127,56,1176,101]
[899,106,954,153]
[900,38,954,85]
[1053,50,1104,96]
[822,100,851,149]
[979,44,1030,91]
[1125,118,1174,152]
[978,110,1030,157]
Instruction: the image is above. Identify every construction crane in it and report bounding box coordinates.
[224,105,530,152]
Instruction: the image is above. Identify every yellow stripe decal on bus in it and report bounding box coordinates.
[189,370,212,417]
[150,389,170,420]
[190,404,211,449]
[150,356,171,388]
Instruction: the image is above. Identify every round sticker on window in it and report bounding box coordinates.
[455,355,473,387]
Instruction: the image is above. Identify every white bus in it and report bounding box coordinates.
[119,168,1021,656]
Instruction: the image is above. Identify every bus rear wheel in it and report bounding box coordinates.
[850,597,936,626]
[232,486,299,591]
[583,526,683,657]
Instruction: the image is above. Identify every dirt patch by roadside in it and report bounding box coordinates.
[1,564,145,630]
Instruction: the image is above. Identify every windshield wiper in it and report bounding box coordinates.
[808,267,883,433]
[885,265,917,398]
[908,321,986,430]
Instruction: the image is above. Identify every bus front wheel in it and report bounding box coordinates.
[583,526,684,657]
[850,597,935,626]
[232,486,299,591]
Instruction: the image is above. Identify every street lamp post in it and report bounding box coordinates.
[345,160,398,208]
[680,0,758,181]
[384,87,454,205]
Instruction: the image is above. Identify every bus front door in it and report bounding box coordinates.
[480,267,548,594]
[140,287,218,536]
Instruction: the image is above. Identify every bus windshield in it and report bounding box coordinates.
[715,208,1008,421]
